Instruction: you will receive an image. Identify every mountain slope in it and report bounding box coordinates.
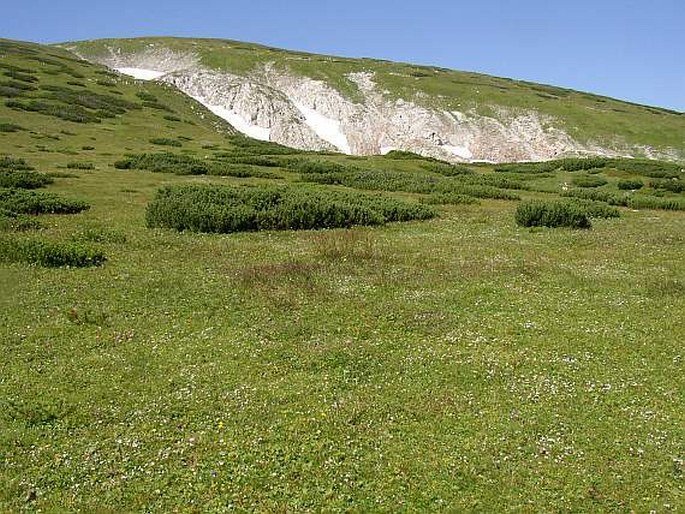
[63,37,685,163]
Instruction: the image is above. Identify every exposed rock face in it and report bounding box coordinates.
[70,46,668,163]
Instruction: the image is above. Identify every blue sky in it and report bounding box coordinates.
[2,0,683,111]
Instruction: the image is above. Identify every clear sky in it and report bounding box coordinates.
[2,0,683,111]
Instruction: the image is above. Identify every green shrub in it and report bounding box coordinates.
[0,122,25,132]
[515,200,591,229]
[0,170,53,189]
[163,114,182,122]
[2,71,37,83]
[570,175,609,188]
[495,161,558,174]
[0,236,105,267]
[301,168,521,200]
[420,162,475,176]
[146,184,436,233]
[0,155,34,170]
[607,159,681,178]
[66,162,94,170]
[208,164,283,179]
[649,179,684,193]
[114,152,210,175]
[0,189,89,215]
[626,196,685,211]
[95,79,116,87]
[0,213,43,232]
[617,179,644,190]
[565,199,621,218]
[150,137,182,147]
[560,188,626,205]
[6,99,102,123]
[135,91,158,102]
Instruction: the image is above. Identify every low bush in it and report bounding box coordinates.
[571,175,609,188]
[0,155,34,171]
[150,137,182,147]
[66,162,94,170]
[515,200,591,229]
[617,179,644,190]
[0,189,89,215]
[420,162,475,176]
[0,170,53,189]
[163,114,182,122]
[6,99,102,123]
[208,164,283,179]
[626,196,685,211]
[0,213,43,232]
[0,122,25,132]
[0,236,105,267]
[146,184,436,233]
[649,178,684,193]
[302,168,521,200]
[565,199,621,218]
[114,152,210,175]
[135,91,158,102]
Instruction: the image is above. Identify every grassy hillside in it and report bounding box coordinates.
[1,38,685,512]
[65,36,685,156]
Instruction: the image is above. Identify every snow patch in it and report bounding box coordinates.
[443,144,473,160]
[115,67,166,81]
[380,146,397,155]
[293,103,351,154]
[190,95,270,141]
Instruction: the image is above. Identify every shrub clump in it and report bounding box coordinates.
[114,152,210,175]
[0,122,25,132]
[649,178,684,193]
[0,213,43,232]
[0,155,34,171]
[570,174,609,188]
[146,184,436,233]
[515,200,591,229]
[0,189,89,215]
[149,137,182,147]
[66,162,94,170]
[0,170,53,189]
[617,179,644,190]
[0,236,105,267]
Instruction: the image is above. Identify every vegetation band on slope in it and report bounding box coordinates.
[145,184,436,233]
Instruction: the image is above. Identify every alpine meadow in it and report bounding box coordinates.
[0,36,684,512]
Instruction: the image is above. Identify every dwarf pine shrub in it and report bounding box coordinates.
[0,122,24,132]
[150,137,182,147]
[0,213,43,232]
[617,179,644,190]
[515,200,591,229]
[0,236,105,267]
[114,152,210,175]
[0,170,53,189]
[146,184,436,234]
[649,179,684,193]
[571,175,609,188]
[0,189,89,215]
[66,162,94,170]
[0,155,34,171]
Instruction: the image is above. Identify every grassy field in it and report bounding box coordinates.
[1,38,684,512]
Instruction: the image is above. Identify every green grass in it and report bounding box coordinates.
[1,37,684,513]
